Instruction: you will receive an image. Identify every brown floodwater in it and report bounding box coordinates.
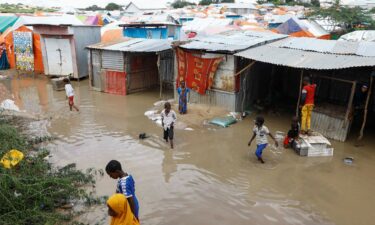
[1,76,375,225]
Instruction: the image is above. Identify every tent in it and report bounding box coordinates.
[0,16,18,34]
[274,17,330,39]
[84,15,104,26]
[102,29,123,42]
[4,26,44,73]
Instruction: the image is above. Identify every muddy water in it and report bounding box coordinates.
[2,76,375,225]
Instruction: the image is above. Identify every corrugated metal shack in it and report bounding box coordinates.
[235,37,375,141]
[120,23,181,40]
[30,24,101,79]
[87,38,174,96]
[176,30,287,111]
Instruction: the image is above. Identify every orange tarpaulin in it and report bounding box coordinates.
[101,29,123,43]
[4,26,44,73]
[176,48,222,95]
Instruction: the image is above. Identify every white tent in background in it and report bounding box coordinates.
[339,30,375,42]
[181,17,234,40]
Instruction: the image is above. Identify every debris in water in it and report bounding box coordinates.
[209,116,237,128]
[344,157,354,165]
[0,99,20,112]
[153,100,166,107]
[184,127,194,131]
[139,133,147,139]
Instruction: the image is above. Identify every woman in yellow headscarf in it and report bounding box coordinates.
[107,194,140,225]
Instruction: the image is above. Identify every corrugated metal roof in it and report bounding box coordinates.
[234,43,375,70]
[87,38,172,53]
[179,30,287,53]
[278,37,375,57]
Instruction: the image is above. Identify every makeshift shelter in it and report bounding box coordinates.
[84,15,104,26]
[235,37,375,141]
[12,15,83,30]
[3,26,44,73]
[30,25,100,79]
[87,38,174,96]
[181,18,234,40]
[274,17,330,39]
[121,23,181,40]
[0,16,18,34]
[176,30,287,111]
[102,29,123,42]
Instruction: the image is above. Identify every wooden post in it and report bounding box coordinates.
[240,61,256,113]
[358,76,374,141]
[296,70,304,117]
[345,81,357,123]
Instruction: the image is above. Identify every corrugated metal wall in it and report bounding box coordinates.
[91,50,102,90]
[188,89,237,111]
[104,70,126,95]
[159,50,174,89]
[72,26,101,78]
[311,111,350,142]
[127,53,159,93]
[102,50,124,71]
[124,27,168,39]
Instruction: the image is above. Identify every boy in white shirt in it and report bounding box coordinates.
[161,102,176,149]
[248,116,278,163]
[64,78,79,112]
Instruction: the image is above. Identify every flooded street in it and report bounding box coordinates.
[2,76,375,225]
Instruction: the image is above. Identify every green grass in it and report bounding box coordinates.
[0,118,103,225]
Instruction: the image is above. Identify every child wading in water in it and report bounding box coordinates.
[106,160,139,221]
[64,78,79,112]
[161,102,176,149]
[248,116,278,163]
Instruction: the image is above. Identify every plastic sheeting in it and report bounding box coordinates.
[4,26,44,73]
[275,17,330,39]
[0,16,18,34]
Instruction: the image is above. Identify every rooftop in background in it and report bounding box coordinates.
[235,37,375,70]
[179,30,287,54]
[119,23,181,27]
[87,38,172,53]
[14,15,83,28]
[210,3,257,9]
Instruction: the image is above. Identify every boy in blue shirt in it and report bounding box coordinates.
[106,160,139,220]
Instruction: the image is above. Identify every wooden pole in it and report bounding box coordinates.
[240,61,256,113]
[296,70,304,117]
[358,76,374,141]
[345,81,357,123]
[157,54,162,99]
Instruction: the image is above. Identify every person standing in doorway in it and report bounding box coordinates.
[300,77,316,135]
[177,81,190,114]
[161,102,177,149]
[64,78,79,112]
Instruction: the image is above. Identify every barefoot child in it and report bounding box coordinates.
[161,102,177,149]
[248,116,278,163]
[64,78,79,112]
[106,160,139,221]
